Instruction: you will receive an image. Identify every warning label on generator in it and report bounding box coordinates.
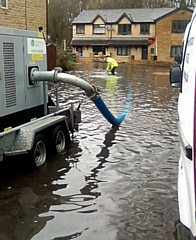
[32,54,43,61]
[27,38,46,54]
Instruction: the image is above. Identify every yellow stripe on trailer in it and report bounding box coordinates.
[4,126,12,132]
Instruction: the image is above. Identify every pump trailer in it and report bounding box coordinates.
[0,26,82,167]
[0,25,129,168]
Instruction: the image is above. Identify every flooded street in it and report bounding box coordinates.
[0,63,191,240]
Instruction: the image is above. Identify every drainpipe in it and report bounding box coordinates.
[110,23,113,39]
[46,0,49,40]
[106,23,113,55]
[25,0,27,30]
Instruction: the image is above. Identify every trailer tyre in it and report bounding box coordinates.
[30,134,47,167]
[52,125,67,153]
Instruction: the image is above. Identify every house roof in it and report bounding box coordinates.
[71,37,149,46]
[72,7,194,24]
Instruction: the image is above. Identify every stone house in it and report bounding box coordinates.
[0,0,47,32]
[0,1,55,69]
[71,7,193,64]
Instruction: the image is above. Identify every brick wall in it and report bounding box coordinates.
[156,10,192,62]
[0,0,47,32]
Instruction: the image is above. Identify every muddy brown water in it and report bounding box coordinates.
[0,63,193,240]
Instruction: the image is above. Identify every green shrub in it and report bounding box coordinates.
[56,46,75,71]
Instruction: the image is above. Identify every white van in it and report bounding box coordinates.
[170,7,196,237]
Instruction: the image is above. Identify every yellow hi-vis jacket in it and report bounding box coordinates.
[106,57,118,71]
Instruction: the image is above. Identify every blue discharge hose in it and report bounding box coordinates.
[93,81,131,126]
[30,69,131,126]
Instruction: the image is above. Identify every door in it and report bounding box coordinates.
[141,46,148,60]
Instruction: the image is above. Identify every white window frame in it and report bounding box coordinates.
[1,0,8,9]
[76,25,85,34]
[93,24,105,34]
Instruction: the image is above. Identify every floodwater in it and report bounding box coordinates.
[0,63,193,240]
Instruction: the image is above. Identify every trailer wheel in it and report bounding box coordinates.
[51,125,67,153]
[30,134,47,167]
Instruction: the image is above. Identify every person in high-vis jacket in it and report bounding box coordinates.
[105,56,118,75]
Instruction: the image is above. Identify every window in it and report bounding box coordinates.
[1,0,8,8]
[76,25,85,34]
[150,48,155,54]
[117,46,130,56]
[170,46,182,57]
[118,24,131,35]
[93,46,105,55]
[172,20,189,33]
[140,24,150,34]
[93,24,105,34]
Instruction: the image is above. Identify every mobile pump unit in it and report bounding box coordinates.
[0,26,129,168]
[0,26,85,167]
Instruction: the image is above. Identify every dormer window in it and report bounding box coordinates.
[93,24,105,34]
[118,24,131,35]
[76,25,85,34]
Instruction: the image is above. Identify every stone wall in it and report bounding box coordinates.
[156,9,192,63]
[0,0,47,32]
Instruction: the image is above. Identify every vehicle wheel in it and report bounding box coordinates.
[30,134,47,167]
[51,125,67,153]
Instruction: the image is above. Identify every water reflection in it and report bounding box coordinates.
[105,75,118,95]
[0,63,191,240]
[0,153,72,239]
[174,221,196,240]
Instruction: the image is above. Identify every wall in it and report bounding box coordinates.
[156,9,192,62]
[0,0,47,32]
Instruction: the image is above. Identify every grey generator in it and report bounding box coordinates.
[0,26,81,167]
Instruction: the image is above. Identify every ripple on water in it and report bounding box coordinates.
[0,64,182,240]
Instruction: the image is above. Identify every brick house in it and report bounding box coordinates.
[0,0,47,32]
[71,7,193,64]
